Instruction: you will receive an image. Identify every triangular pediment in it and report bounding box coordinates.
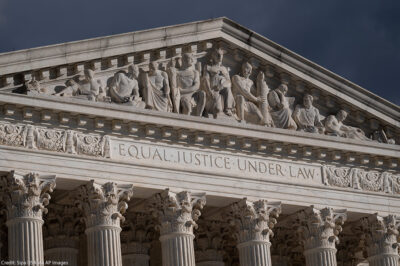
[0,17,398,148]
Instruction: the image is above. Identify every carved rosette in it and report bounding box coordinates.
[0,171,56,220]
[297,207,347,252]
[76,180,134,229]
[359,214,400,261]
[228,199,281,244]
[149,189,206,236]
[194,219,225,263]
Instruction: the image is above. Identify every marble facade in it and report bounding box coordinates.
[0,17,399,266]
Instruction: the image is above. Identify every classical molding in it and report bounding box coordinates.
[149,189,206,236]
[0,171,56,220]
[75,180,134,228]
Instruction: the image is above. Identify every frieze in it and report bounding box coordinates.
[0,121,110,158]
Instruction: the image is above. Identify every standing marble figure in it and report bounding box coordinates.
[168,53,206,116]
[232,62,264,124]
[143,62,171,112]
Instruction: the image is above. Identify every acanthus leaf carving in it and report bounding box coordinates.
[227,198,281,244]
[149,189,206,236]
[75,180,134,228]
[297,206,347,251]
[0,171,56,220]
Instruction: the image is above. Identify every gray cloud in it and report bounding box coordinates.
[0,0,398,105]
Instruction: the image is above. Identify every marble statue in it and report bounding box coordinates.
[53,69,107,102]
[109,64,142,106]
[25,78,47,95]
[143,62,171,112]
[168,53,205,116]
[231,62,264,124]
[267,84,297,130]
[293,94,323,133]
[325,110,370,141]
[201,48,235,118]
[256,71,274,127]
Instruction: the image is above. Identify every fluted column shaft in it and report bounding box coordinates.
[45,247,78,266]
[7,218,44,264]
[237,241,272,266]
[149,189,206,266]
[160,232,195,266]
[368,255,399,266]
[0,172,56,266]
[86,226,122,266]
[76,181,134,266]
[304,248,337,266]
[228,199,281,266]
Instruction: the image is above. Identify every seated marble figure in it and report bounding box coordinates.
[267,83,297,130]
[53,69,107,102]
[108,64,144,108]
[325,110,370,141]
[143,62,171,112]
[168,53,205,116]
[292,94,323,133]
[201,48,235,118]
[231,62,264,124]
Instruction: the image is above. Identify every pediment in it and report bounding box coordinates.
[0,17,399,151]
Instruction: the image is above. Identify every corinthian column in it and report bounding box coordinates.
[228,198,281,266]
[297,206,347,266]
[44,204,83,266]
[76,180,134,266]
[0,171,56,266]
[149,189,206,266]
[360,214,400,266]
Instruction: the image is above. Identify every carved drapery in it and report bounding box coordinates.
[297,206,347,266]
[76,180,134,266]
[0,171,56,265]
[228,198,281,266]
[149,189,206,266]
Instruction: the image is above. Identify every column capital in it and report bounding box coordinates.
[0,171,56,220]
[44,204,84,250]
[297,206,347,251]
[76,180,134,228]
[359,214,400,258]
[149,189,206,236]
[228,198,281,244]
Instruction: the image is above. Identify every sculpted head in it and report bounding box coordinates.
[211,48,225,64]
[182,53,195,68]
[277,84,288,94]
[241,62,252,78]
[303,94,313,108]
[149,62,159,74]
[84,69,95,80]
[337,110,348,122]
[128,64,139,79]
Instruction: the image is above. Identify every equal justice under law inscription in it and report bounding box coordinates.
[111,138,323,186]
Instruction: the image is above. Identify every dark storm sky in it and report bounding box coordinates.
[0,0,399,105]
